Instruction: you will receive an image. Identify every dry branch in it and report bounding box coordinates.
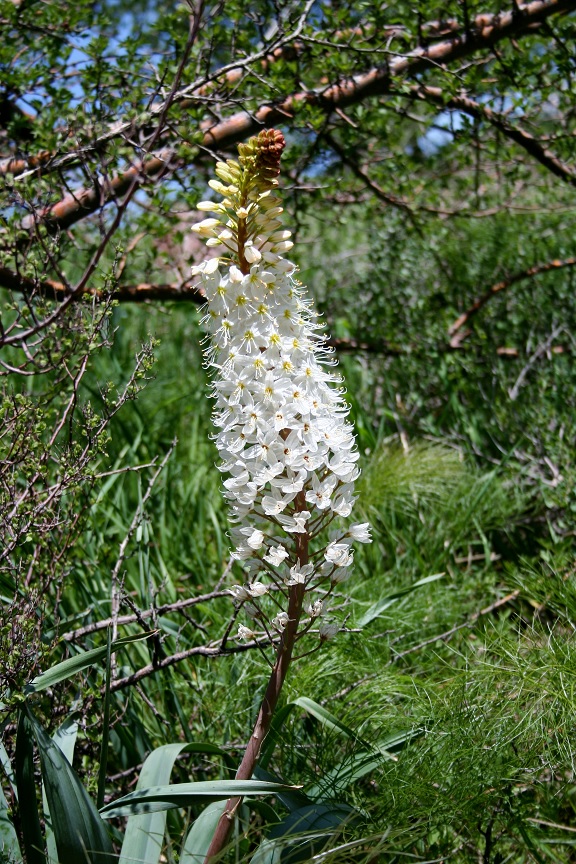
[61,588,232,642]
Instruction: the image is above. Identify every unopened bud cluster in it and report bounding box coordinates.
[192,129,370,647]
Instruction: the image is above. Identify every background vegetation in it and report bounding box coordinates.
[1,0,576,860]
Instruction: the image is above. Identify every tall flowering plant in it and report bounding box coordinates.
[191,129,370,860]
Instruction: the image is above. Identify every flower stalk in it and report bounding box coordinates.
[191,129,370,861]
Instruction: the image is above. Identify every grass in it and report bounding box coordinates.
[2,294,575,863]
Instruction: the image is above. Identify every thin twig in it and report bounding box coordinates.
[61,587,232,642]
[110,441,177,676]
[325,590,521,703]
[508,324,564,401]
[390,590,520,661]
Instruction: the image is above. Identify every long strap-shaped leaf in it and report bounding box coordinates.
[179,801,227,864]
[43,716,79,864]
[119,742,233,864]
[27,708,115,864]
[25,632,152,695]
[15,712,45,864]
[0,778,21,863]
[101,779,297,819]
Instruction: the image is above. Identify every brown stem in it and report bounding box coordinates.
[203,493,309,863]
[237,215,249,274]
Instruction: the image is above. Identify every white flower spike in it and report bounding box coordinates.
[192,129,370,648]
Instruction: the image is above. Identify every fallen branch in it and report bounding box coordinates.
[508,324,565,400]
[61,588,232,642]
[109,638,271,693]
[390,589,520,661]
[324,589,522,703]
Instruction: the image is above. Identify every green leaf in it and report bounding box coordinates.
[28,710,114,864]
[101,780,298,819]
[50,716,79,764]
[253,768,312,814]
[15,712,45,864]
[0,740,17,799]
[119,742,233,864]
[356,573,445,627]
[25,632,154,695]
[0,779,21,864]
[179,801,226,864]
[44,716,79,864]
[250,804,355,864]
[292,697,371,748]
[243,798,280,824]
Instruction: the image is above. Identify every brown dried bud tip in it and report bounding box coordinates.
[254,129,285,179]
[238,128,286,185]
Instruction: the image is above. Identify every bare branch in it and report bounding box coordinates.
[61,588,232,642]
[411,84,576,187]
[448,256,576,337]
[390,590,521,661]
[108,638,270,693]
[0,266,205,304]
[508,324,565,400]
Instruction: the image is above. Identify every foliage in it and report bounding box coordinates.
[1,0,576,862]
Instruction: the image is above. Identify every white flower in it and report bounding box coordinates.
[229,584,250,602]
[348,523,372,543]
[319,620,340,641]
[263,544,289,566]
[285,561,314,586]
[192,217,221,237]
[272,612,289,632]
[306,599,325,618]
[262,491,289,516]
[231,545,253,561]
[244,241,262,263]
[277,510,310,533]
[305,473,338,510]
[331,483,356,516]
[247,581,268,597]
[324,542,354,568]
[237,624,255,640]
[244,528,266,550]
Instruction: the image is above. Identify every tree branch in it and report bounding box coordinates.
[13,0,576,237]
[61,588,232,642]
[448,256,576,338]
[411,84,576,187]
[108,638,270,693]
[0,266,205,304]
